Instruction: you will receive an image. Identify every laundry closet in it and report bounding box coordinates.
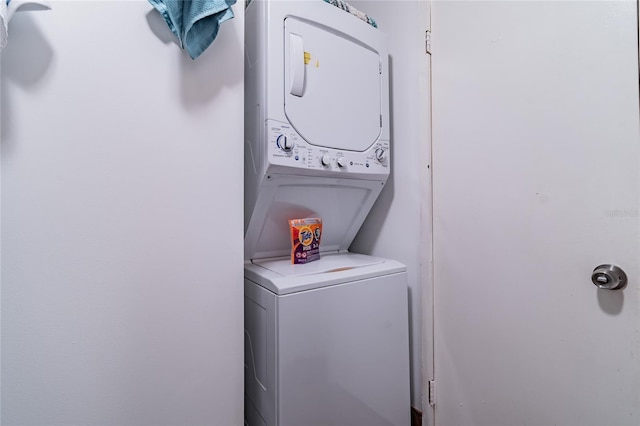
[3,1,636,425]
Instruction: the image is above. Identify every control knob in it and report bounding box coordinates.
[375,148,386,162]
[321,154,331,166]
[276,134,293,152]
[336,157,347,168]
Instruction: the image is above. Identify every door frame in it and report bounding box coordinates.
[421,1,434,426]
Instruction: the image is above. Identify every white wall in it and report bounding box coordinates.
[1,2,244,425]
[350,0,431,414]
[0,53,3,420]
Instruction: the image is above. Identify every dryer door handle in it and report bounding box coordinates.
[289,33,305,97]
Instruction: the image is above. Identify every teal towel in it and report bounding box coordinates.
[149,0,236,59]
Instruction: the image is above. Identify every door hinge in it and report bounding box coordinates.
[428,380,436,406]
[425,30,432,55]
[379,61,382,74]
[380,115,382,127]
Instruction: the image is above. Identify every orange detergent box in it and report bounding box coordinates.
[289,218,322,264]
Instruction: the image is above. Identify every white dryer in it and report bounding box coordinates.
[244,1,410,425]
[244,0,391,260]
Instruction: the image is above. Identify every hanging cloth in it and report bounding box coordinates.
[1,0,52,50]
[148,0,237,59]
[1,0,8,49]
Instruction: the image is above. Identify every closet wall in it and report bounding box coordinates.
[1,2,244,424]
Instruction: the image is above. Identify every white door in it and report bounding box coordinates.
[432,1,640,425]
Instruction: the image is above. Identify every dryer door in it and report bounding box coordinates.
[284,17,383,152]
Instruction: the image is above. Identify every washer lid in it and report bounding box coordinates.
[245,252,406,295]
[284,17,383,152]
[255,252,383,277]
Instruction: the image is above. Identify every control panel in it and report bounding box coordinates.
[266,120,390,175]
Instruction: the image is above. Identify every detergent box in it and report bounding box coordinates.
[289,217,322,264]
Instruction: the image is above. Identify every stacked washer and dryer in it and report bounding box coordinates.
[244,1,411,425]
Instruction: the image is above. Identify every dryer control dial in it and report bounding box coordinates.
[375,148,386,162]
[321,154,331,166]
[276,134,293,152]
[336,157,347,168]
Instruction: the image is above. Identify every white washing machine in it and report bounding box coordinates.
[244,1,410,425]
[244,253,410,426]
